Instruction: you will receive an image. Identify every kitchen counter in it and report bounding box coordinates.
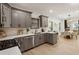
[0,31,58,53]
[0,32,57,41]
[0,34,35,41]
[41,32,57,34]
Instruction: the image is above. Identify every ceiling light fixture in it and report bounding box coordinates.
[49,10,53,13]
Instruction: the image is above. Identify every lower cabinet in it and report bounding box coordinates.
[45,33,49,42]
[34,34,45,47]
[52,33,58,44]
[48,34,53,44]
[46,33,58,45]
[15,33,58,52]
[16,36,33,52]
[23,36,33,50]
[16,37,24,52]
[34,34,40,46]
[39,34,45,44]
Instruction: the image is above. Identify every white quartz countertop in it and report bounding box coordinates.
[0,32,57,41]
[0,34,35,41]
[41,32,57,34]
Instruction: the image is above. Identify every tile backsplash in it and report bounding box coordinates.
[0,27,49,36]
[0,28,18,36]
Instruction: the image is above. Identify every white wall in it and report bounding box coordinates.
[48,18,59,32]
[60,20,65,32]
[48,18,65,33]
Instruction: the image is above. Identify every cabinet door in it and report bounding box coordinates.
[39,34,45,44]
[0,4,1,27]
[31,18,39,29]
[47,33,58,45]
[25,13,32,28]
[16,36,33,52]
[23,36,33,50]
[34,35,40,46]
[52,33,58,44]
[42,16,48,27]
[46,33,50,42]
[2,4,11,27]
[44,33,47,42]
[12,9,26,27]
[49,34,53,44]
[34,34,45,47]
[12,9,32,28]
[39,15,48,27]
[11,9,21,27]
[46,33,53,44]
[18,11,27,27]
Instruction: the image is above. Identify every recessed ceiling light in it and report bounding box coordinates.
[49,10,53,13]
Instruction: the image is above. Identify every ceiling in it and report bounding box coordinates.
[9,3,79,20]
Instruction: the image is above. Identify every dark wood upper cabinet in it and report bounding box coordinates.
[31,18,39,29]
[39,15,48,27]
[0,3,11,28]
[11,8,32,28]
[0,3,32,28]
[0,3,49,28]
[0,4,1,27]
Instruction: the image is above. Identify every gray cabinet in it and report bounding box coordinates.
[39,34,45,44]
[46,33,58,45]
[34,34,40,46]
[11,9,26,27]
[11,8,32,28]
[0,4,1,27]
[24,36,33,50]
[16,37,25,52]
[52,33,58,44]
[48,34,53,44]
[0,3,32,28]
[15,33,58,52]
[44,33,50,42]
[1,3,11,27]
[34,34,45,46]
[31,18,39,29]
[39,15,48,27]
[25,13,32,28]
[16,36,33,52]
